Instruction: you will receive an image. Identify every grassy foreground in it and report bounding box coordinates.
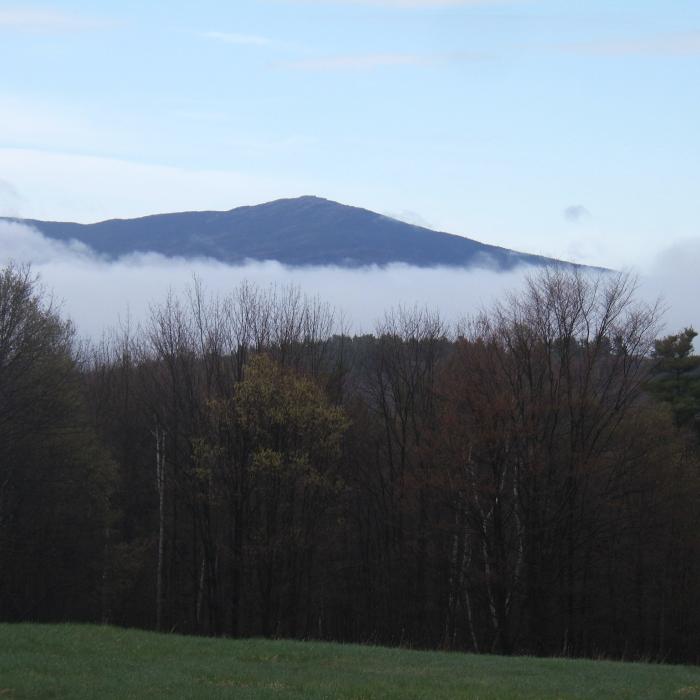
[0,624,698,699]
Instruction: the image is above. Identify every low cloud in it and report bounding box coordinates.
[563,205,591,223]
[383,209,433,228]
[0,222,696,341]
[0,221,528,338]
[640,239,700,335]
[0,220,95,263]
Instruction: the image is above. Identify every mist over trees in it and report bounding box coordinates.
[0,264,698,662]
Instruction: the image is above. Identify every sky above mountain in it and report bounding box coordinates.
[1,1,699,269]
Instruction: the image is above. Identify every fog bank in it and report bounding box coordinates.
[0,221,697,340]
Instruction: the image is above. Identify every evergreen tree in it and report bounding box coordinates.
[650,327,700,433]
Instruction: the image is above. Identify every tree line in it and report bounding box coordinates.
[1,263,698,662]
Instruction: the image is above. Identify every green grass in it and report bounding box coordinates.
[0,624,698,699]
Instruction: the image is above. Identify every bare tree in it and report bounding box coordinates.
[438,268,661,654]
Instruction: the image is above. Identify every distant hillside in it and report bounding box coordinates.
[6,196,571,269]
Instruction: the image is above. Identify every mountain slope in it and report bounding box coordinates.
[6,196,567,269]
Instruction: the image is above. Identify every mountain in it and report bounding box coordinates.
[5,196,571,269]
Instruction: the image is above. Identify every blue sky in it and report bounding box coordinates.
[1,0,699,267]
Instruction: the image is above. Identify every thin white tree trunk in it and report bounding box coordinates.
[155,422,166,631]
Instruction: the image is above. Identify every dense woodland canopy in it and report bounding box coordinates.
[0,263,698,662]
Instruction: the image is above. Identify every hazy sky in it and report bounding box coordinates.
[1,1,699,268]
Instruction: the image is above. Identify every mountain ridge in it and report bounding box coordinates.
[3,195,580,270]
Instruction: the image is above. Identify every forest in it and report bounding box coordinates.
[0,263,698,663]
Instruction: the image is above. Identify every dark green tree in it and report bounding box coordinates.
[650,327,700,432]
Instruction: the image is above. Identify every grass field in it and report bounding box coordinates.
[0,624,698,699]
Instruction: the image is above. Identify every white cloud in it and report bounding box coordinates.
[639,239,700,334]
[0,220,530,338]
[0,7,114,31]
[296,0,521,7]
[0,221,696,342]
[382,209,432,228]
[280,53,436,70]
[563,32,700,57]
[201,31,279,47]
[0,220,94,263]
[563,205,591,223]
[277,50,485,70]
